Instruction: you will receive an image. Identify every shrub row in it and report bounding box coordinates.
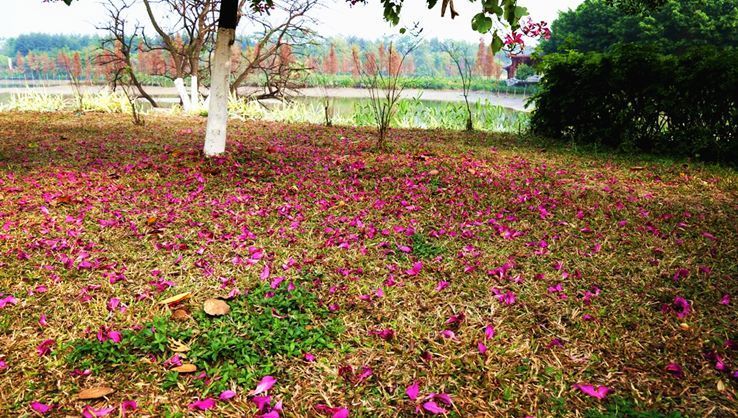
[530,45,738,163]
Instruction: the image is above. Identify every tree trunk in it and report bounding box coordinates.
[203,0,238,157]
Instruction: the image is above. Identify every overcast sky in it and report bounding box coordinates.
[1,0,583,42]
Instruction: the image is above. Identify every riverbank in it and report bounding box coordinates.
[0,82,532,112]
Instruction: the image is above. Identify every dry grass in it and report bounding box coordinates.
[0,112,737,417]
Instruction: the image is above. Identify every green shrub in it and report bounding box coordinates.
[530,45,738,163]
[515,64,536,79]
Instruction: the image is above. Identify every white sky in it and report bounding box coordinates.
[1,0,583,42]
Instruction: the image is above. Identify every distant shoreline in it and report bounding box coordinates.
[0,81,532,112]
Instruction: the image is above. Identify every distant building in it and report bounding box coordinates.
[504,54,532,79]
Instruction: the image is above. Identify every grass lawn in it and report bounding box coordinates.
[0,112,736,417]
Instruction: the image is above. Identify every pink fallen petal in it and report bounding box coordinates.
[260,265,271,281]
[120,400,137,415]
[251,375,277,395]
[30,402,52,415]
[478,342,488,354]
[440,330,456,339]
[304,352,316,362]
[332,408,349,418]
[422,401,447,414]
[665,363,684,379]
[573,384,611,399]
[81,405,115,418]
[108,331,122,343]
[36,339,55,356]
[484,324,496,339]
[252,395,271,411]
[0,360,7,370]
[189,398,216,410]
[0,295,18,309]
[260,412,280,418]
[406,382,420,400]
[219,390,237,401]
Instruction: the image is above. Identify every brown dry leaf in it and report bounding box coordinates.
[428,169,440,176]
[172,364,197,373]
[78,386,114,400]
[203,299,230,316]
[630,166,645,171]
[159,292,192,306]
[171,309,190,321]
[146,216,158,225]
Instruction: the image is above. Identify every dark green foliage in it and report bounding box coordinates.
[67,283,343,394]
[539,0,738,55]
[1,33,100,56]
[530,45,738,163]
[515,64,536,79]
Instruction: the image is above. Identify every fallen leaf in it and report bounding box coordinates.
[203,299,230,316]
[159,292,192,306]
[171,309,189,321]
[172,364,197,373]
[77,386,114,400]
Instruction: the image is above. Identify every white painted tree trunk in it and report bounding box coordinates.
[203,27,235,157]
[190,76,199,108]
[174,77,191,112]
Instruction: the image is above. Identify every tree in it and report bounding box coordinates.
[97,0,158,108]
[474,38,487,76]
[325,44,339,75]
[58,0,536,157]
[350,45,362,78]
[230,0,319,100]
[539,0,738,55]
[442,41,474,131]
[15,52,24,74]
[362,26,422,149]
[202,0,239,156]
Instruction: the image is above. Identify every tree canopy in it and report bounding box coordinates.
[539,0,738,55]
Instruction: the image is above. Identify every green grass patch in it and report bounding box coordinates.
[67,283,343,394]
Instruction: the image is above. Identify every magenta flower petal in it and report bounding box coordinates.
[252,395,271,411]
[573,384,611,399]
[665,363,684,379]
[36,339,55,356]
[484,324,496,339]
[81,405,115,417]
[251,375,277,395]
[332,408,349,418]
[422,401,447,414]
[189,398,216,410]
[121,400,137,415]
[219,390,237,401]
[406,382,420,400]
[30,402,52,415]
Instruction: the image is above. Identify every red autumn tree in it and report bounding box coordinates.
[364,51,377,75]
[387,45,401,77]
[350,45,361,78]
[475,38,487,76]
[15,52,25,73]
[324,44,338,75]
[71,52,83,79]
